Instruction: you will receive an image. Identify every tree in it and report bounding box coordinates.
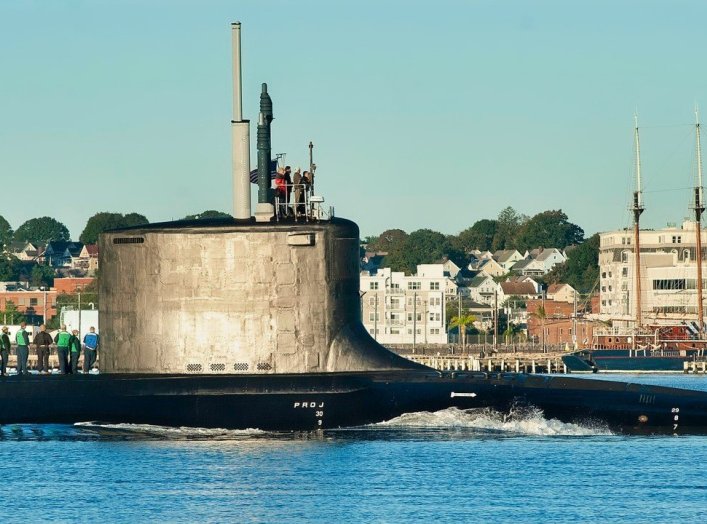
[516,209,584,251]
[80,212,150,244]
[544,233,600,293]
[367,229,408,253]
[1,300,24,325]
[449,314,477,348]
[452,219,498,253]
[14,217,70,244]
[529,305,548,353]
[183,210,232,220]
[0,215,13,250]
[30,264,55,287]
[492,207,527,251]
[0,255,21,281]
[383,229,463,273]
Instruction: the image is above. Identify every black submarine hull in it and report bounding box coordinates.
[1,370,706,434]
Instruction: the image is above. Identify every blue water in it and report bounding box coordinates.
[2,375,707,523]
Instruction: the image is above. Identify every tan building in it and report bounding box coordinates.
[599,220,707,328]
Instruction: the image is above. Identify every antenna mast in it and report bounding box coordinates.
[694,107,705,333]
[632,115,645,348]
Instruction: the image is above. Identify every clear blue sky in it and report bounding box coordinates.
[2,0,706,240]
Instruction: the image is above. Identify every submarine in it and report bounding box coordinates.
[3,23,707,435]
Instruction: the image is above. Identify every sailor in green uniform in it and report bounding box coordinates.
[15,322,30,375]
[69,329,81,374]
[54,325,71,374]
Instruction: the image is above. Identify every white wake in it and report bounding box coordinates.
[74,422,265,439]
[372,407,613,436]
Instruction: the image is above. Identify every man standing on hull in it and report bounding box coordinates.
[33,324,52,374]
[54,325,70,374]
[69,330,81,374]
[0,326,10,375]
[15,322,30,375]
[83,326,99,373]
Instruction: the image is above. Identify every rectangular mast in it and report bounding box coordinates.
[633,116,644,340]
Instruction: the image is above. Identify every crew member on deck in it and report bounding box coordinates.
[54,325,70,374]
[15,322,30,375]
[0,326,10,376]
[69,330,81,374]
[83,326,99,373]
[33,324,53,374]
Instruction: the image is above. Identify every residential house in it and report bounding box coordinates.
[493,250,525,272]
[497,281,541,305]
[54,277,95,294]
[77,244,99,273]
[43,241,84,268]
[511,248,567,276]
[4,241,40,262]
[467,274,497,306]
[476,258,506,278]
[546,283,577,304]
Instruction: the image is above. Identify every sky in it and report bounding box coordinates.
[2,0,707,240]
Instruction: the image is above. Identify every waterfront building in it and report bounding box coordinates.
[599,220,707,327]
[0,282,57,324]
[360,264,455,344]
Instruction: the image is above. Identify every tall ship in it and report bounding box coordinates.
[3,24,707,433]
[564,114,707,372]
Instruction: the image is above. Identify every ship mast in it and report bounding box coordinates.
[694,108,705,334]
[632,115,644,351]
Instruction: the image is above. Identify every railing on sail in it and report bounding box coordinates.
[273,183,334,222]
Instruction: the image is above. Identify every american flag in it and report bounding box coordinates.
[249,160,279,184]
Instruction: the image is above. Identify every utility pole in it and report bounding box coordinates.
[632,114,645,355]
[413,291,417,352]
[374,293,378,341]
[493,289,498,353]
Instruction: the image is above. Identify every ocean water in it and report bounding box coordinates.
[1,375,707,523]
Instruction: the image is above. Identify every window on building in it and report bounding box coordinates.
[369,282,378,290]
[621,251,629,263]
[622,267,628,277]
[430,328,440,335]
[407,313,413,322]
[391,329,400,335]
[29,298,38,306]
[430,282,440,291]
[368,312,379,321]
[369,297,375,306]
[683,249,690,261]
[435,313,441,321]
[391,283,400,290]
[417,313,422,321]
[672,235,682,244]
[408,282,421,290]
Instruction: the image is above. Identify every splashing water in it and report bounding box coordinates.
[372,407,613,437]
[74,422,265,440]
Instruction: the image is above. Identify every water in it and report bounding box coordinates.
[2,375,707,523]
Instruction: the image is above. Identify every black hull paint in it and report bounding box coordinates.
[2,371,707,434]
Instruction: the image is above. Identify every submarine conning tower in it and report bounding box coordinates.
[97,22,423,375]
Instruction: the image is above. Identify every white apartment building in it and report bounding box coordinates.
[599,220,707,327]
[360,264,456,344]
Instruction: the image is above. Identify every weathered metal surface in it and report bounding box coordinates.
[99,218,422,375]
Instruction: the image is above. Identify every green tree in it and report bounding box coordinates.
[452,219,498,253]
[183,210,232,220]
[367,229,408,253]
[0,255,21,281]
[383,229,463,273]
[529,304,548,352]
[544,233,600,293]
[14,217,70,244]
[80,212,149,244]
[30,264,55,287]
[492,207,527,251]
[1,300,25,324]
[516,209,584,251]
[449,314,477,348]
[0,215,13,250]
